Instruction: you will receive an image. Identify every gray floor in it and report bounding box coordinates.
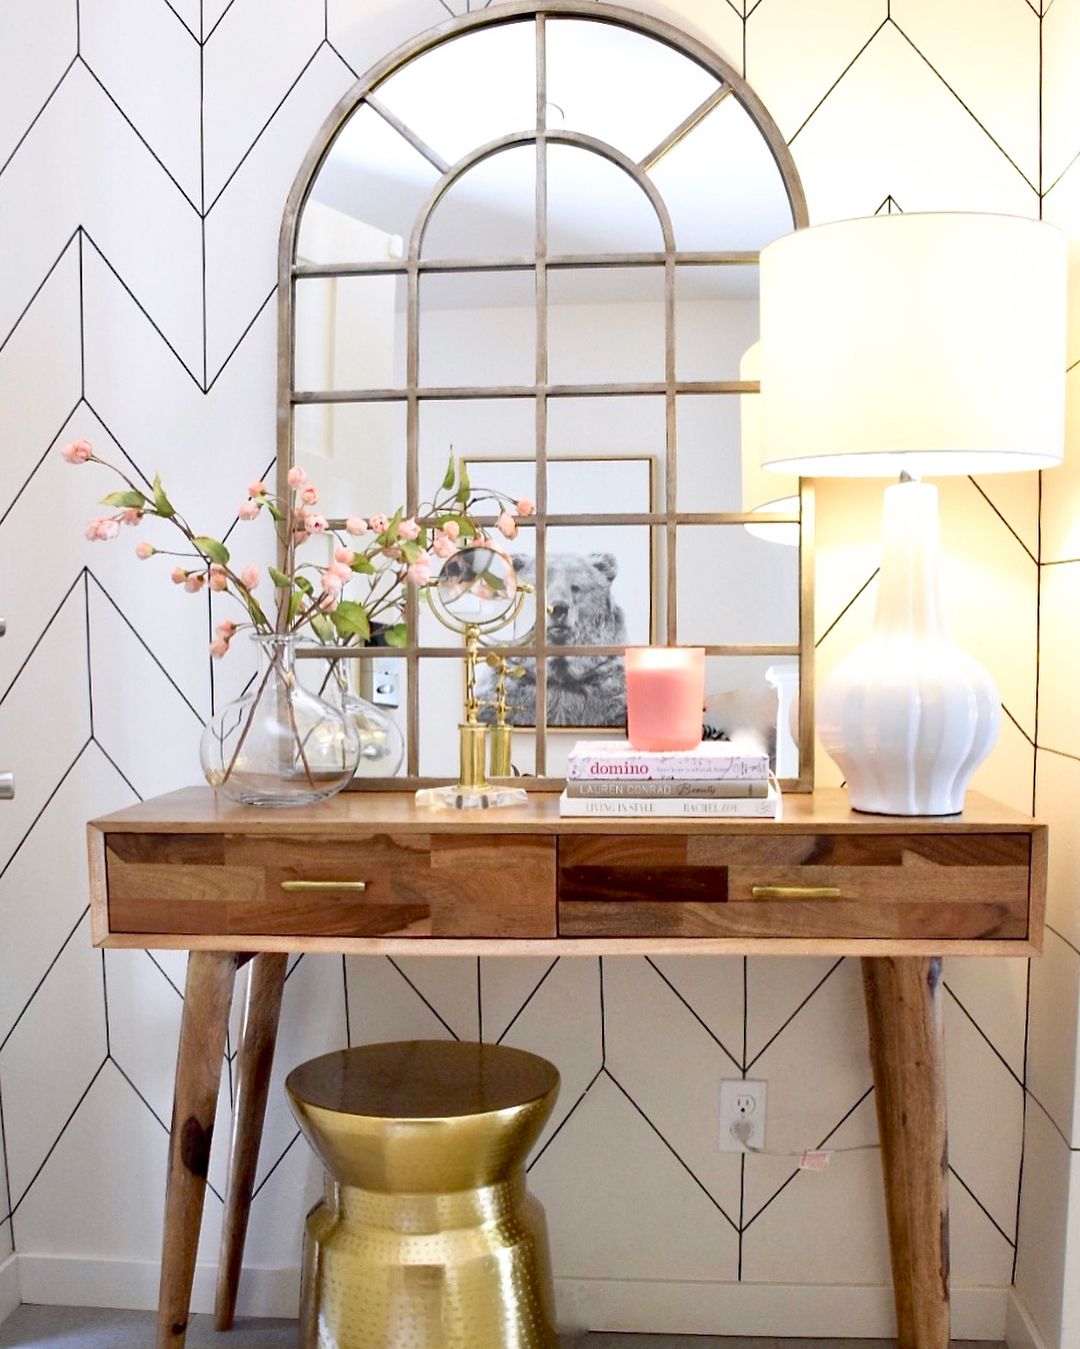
[0,1307,1004,1349]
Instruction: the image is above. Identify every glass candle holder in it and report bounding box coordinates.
[625,647,705,752]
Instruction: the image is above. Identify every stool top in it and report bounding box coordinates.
[286,1041,559,1120]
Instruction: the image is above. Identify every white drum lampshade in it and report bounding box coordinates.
[758,213,1067,815]
[739,342,800,545]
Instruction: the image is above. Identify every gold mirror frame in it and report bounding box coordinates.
[276,0,815,791]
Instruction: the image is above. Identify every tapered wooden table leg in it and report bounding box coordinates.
[862,956,949,1349]
[214,951,288,1330]
[157,951,239,1349]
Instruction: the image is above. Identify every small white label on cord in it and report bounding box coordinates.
[799,1150,833,1171]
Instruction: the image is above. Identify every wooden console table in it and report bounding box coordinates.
[87,787,1046,1349]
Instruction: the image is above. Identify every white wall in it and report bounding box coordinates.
[0,0,1063,1340]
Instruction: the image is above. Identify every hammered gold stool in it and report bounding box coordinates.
[285,1039,561,1349]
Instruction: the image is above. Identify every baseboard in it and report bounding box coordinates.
[15,1255,299,1319]
[1007,1289,1054,1349]
[555,1278,1007,1339]
[13,1255,1009,1338]
[0,1253,20,1325]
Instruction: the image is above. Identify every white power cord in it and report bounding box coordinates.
[730,1117,881,1170]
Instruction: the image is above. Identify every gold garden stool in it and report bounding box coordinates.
[286,1039,561,1349]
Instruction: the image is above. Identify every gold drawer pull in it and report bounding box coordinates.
[281,879,368,892]
[751,885,841,901]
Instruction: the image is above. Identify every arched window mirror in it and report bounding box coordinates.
[279,1,814,790]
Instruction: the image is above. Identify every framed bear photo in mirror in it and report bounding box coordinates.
[278,0,815,790]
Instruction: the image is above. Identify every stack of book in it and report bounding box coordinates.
[559,739,778,817]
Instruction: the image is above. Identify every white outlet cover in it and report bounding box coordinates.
[719,1078,767,1153]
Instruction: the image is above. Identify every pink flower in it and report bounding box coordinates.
[306,513,328,534]
[432,532,456,559]
[301,486,319,505]
[320,569,344,594]
[329,560,352,581]
[369,513,390,534]
[318,591,340,612]
[217,619,237,638]
[398,517,420,541]
[209,564,228,592]
[209,637,230,659]
[135,541,155,560]
[334,546,355,566]
[248,480,268,497]
[171,566,187,585]
[286,465,307,488]
[345,517,367,536]
[240,565,260,590]
[122,508,143,526]
[62,439,93,464]
[408,556,432,586]
[496,511,518,540]
[381,545,402,561]
[516,498,535,517]
[85,517,121,542]
[237,500,260,521]
[441,519,460,542]
[184,574,205,593]
[294,530,310,546]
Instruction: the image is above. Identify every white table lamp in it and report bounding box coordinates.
[759,213,1066,815]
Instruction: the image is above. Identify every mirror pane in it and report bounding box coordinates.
[419,399,535,504]
[293,402,406,523]
[675,265,759,382]
[546,143,664,255]
[294,274,406,394]
[704,654,801,779]
[546,18,719,162]
[548,267,665,385]
[649,96,794,251]
[676,525,799,646]
[676,395,740,513]
[548,395,666,478]
[419,269,536,388]
[299,106,440,262]
[422,144,537,260]
[376,20,537,167]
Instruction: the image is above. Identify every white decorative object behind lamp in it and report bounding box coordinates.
[759,213,1066,815]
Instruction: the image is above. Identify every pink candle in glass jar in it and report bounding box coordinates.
[625,647,705,751]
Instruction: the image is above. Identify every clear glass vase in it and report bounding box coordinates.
[318,659,405,779]
[201,635,360,806]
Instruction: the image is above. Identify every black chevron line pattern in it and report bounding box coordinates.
[0,0,1075,1319]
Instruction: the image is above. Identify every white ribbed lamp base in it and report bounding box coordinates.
[818,480,1001,816]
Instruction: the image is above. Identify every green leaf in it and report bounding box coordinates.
[193,536,229,566]
[152,474,175,519]
[441,451,456,492]
[287,591,303,624]
[400,541,423,564]
[100,489,147,509]
[383,622,408,648]
[294,575,314,596]
[350,555,376,575]
[310,613,335,643]
[264,500,284,523]
[268,565,292,589]
[377,507,404,546]
[455,462,471,505]
[330,600,371,641]
[245,596,270,628]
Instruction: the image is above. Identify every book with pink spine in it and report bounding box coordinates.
[566,738,770,782]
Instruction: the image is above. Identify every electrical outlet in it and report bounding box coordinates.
[719,1078,767,1153]
[371,668,400,709]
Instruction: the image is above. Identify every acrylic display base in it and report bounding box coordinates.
[415,783,529,810]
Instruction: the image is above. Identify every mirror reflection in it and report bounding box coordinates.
[285,7,808,784]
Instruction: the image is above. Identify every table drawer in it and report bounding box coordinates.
[557,832,1031,941]
[105,832,556,938]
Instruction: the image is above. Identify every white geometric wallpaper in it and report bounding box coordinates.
[0,0,1074,1340]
